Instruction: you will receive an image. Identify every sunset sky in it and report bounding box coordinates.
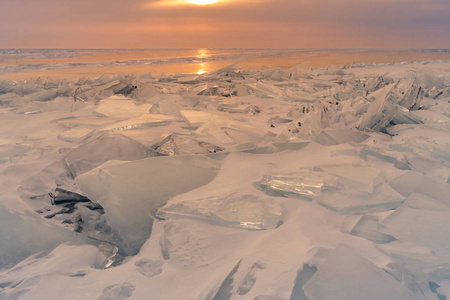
[1,0,449,49]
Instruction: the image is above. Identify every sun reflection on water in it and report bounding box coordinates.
[197,63,207,74]
[196,49,210,74]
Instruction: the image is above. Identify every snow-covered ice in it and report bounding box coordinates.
[1,56,450,299]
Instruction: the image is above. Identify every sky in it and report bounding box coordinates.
[0,0,449,49]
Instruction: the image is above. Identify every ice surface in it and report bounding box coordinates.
[99,114,177,132]
[0,144,31,162]
[349,215,396,244]
[317,164,383,192]
[313,128,369,145]
[317,186,405,214]
[63,132,156,177]
[388,172,450,203]
[379,193,450,250]
[57,117,121,128]
[157,194,281,230]
[98,283,135,300]
[0,205,87,269]
[180,110,238,128]
[57,127,94,143]
[76,155,221,254]
[303,245,419,300]
[405,154,450,184]
[191,113,265,146]
[153,134,222,156]
[212,196,281,230]
[94,96,153,118]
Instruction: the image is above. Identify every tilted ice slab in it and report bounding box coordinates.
[303,245,419,300]
[64,132,156,177]
[76,155,221,255]
[157,194,281,230]
[94,96,153,118]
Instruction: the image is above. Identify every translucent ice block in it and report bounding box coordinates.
[75,155,221,255]
[260,173,325,200]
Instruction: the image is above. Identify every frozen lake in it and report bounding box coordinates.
[0,50,450,299]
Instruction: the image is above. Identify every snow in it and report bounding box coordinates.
[0,53,450,299]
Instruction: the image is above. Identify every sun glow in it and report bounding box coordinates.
[186,0,218,5]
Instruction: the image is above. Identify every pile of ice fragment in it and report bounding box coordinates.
[0,59,449,299]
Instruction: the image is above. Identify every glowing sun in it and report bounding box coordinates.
[186,0,218,5]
